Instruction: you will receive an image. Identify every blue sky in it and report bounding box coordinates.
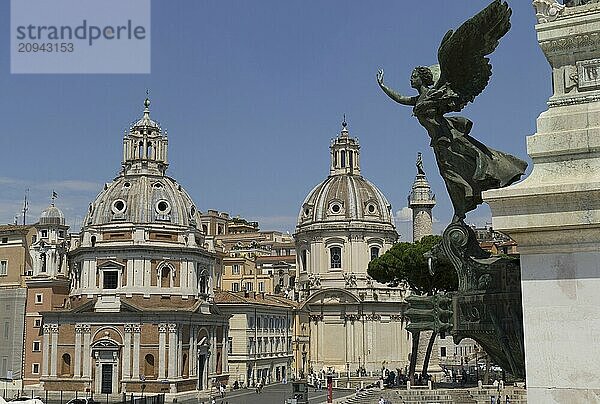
[0,1,550,240]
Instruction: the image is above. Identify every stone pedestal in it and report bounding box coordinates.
[483,2,600,401]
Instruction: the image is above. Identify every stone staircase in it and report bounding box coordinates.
[468,387,527,404]
[339,387,380,403]
[338,386,527,404]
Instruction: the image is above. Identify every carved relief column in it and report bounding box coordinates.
[168,324,178,379]
[42,324,51,377]
[49,324,59,377]
[74,325,83,378]
[158,323,167,379]
[123,324,132,379]
[82,324,92,378]
[132,324,141,379]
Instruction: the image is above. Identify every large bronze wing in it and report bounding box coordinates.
[435,0,511,110]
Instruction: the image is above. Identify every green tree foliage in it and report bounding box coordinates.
[367,235,458,294]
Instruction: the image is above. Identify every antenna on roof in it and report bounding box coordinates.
[22,188,29,225]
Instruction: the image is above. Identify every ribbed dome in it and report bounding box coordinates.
[297,175,394,227]
[84,175,200,229]
[39,204,65,225]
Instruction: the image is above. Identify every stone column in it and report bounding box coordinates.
[168,324,177,378]
[82,325,92,378]
[42,324,51,377]
[74,325,83,378]
[210,327,217,374]
[223,325,229,373]
[189,325,196,377]
[158,323,167,379]
[484,2,600,401]
[123,325,132,379]
[50,324,59,377]
[177,326,183,377]
[132,325,141,379]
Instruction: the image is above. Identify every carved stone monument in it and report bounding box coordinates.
[484,0,600,401]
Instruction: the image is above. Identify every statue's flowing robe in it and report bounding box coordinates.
[413,89,527,217]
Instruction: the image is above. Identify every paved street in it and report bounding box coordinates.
[196,384,354,404]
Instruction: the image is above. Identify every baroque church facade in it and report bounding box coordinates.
[294,120,411,376]
[38,99,229,394]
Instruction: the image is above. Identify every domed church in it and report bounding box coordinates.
[40,99,229,394]
[294,119,410,376]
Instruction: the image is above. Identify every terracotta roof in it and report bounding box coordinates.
[215,290,297,309]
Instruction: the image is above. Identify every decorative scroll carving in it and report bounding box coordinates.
[309,314,323,323]
[364,314,381,321]
[533,0,565,23]
[343,314,361,323]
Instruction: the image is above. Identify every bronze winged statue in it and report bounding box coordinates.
[377,0,527,223]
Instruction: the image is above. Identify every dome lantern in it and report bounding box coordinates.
[330,116,361,176]
[122,96,169,176]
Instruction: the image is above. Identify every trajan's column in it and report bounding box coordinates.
[408,152,436,242]
[485,1,600,401]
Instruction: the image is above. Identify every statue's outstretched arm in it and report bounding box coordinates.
[377,69,416,106]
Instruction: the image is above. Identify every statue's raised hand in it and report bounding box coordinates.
[377,69,385,86]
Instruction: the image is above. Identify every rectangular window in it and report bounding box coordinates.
[1,237,8,244]
[248,316,254,329]
[440,347,447,357]
[4,322,9,339]
[0,261,7,276]
[259,282,264,292]
[32,341,41,352]
[34,318,42,328]
[41,230,48,238]
[232,264,240,275]
[58,230,65,238]
[103,271,118,289]
[1,357,7,377]
[232,283,240,292]
[227,337,233,355]
[245,282,253,292]
[330,247,342,269]
[32,363,40,375]
[35,294,43,304]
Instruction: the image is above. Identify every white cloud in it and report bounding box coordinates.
[394,206,412,222]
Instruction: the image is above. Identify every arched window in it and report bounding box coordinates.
[301,250,308,272]
[160,266,171,288]
[90,236,96,247]
[147,142,153,159]
[138,142,144,159]
[144,354,155,377]
[202,224,208,234]
[370,247,380,261]
[330,247,342,269]
[61,353,71,376]
[349,151,354,168]
[340,151,346,168]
